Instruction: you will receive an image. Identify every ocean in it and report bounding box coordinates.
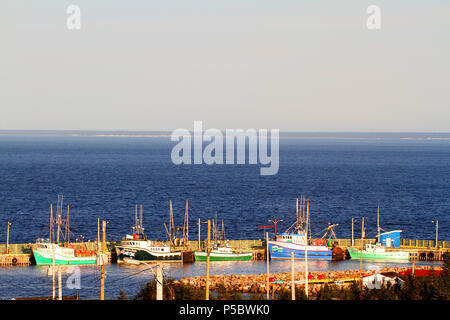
[0,133,449,299]
[0,133,448,243]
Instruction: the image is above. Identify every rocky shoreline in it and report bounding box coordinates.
[176,266,443,294]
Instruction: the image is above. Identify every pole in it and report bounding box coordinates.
[58,266,62,300]
[351,218,354,247]
[296,198,299,231]
[6,222,11,254]
[52,246,56,300]
[206,220,211,300]
[156,263,163,300]
[185,200,189,243]
[97,218,100,252]
[360,217,365,287]
[198,218,201,250]
[100,220,106,300]
[266,231,270,300]
[305,199,310,298]
[291,251,295,300]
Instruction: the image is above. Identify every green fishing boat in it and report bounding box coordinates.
[348,244,409,261]
[33,195,98,265]
[194,244,253,261]
[33,241,97,265]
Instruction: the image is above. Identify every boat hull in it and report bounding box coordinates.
[268,241,333,260]
[194,251,252,261]
[32,249,96,265]
[347,247,409,261]
[115,246,182,263]
[194,251,253,262]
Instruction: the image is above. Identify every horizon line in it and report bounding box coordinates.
[1,129,450,134]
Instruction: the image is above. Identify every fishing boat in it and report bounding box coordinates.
[348,206,410,261]
[32,195,97,265]
[194,243,253,261]
[348,243,409,261]
[269,233,334,260]
[115,205,182,263]
[33,240,97,265]
[194,216,253,262]
[266,197,343,261]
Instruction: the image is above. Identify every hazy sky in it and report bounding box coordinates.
[1,1,449,132]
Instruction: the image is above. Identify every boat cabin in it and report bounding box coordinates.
[35,240,76,257]
[274,232,307,245]
[120,236,171,253]
[379,230,402,248]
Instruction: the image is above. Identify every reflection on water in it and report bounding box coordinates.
[0,259,442,300]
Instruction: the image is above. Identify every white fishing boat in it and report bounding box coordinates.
[115,205,181,263]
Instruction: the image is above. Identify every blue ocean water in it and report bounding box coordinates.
[0,134,449,244]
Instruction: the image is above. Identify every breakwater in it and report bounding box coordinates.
[176,266,444,295]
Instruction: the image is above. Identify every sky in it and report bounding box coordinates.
[0,1,449,132]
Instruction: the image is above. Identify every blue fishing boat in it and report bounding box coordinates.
[268,232,333,260]
[266,197,343,261]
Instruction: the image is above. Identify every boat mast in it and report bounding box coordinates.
[134,204,138,234]
[300,196,305,232]
[170,200,174,241]
[296,198,299,232]
[305,198,310,298]
[64,205,70,246]
[377,204,380,243]
[184,200,189,243]
[49,204,53,243]
[56,194,63,244]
